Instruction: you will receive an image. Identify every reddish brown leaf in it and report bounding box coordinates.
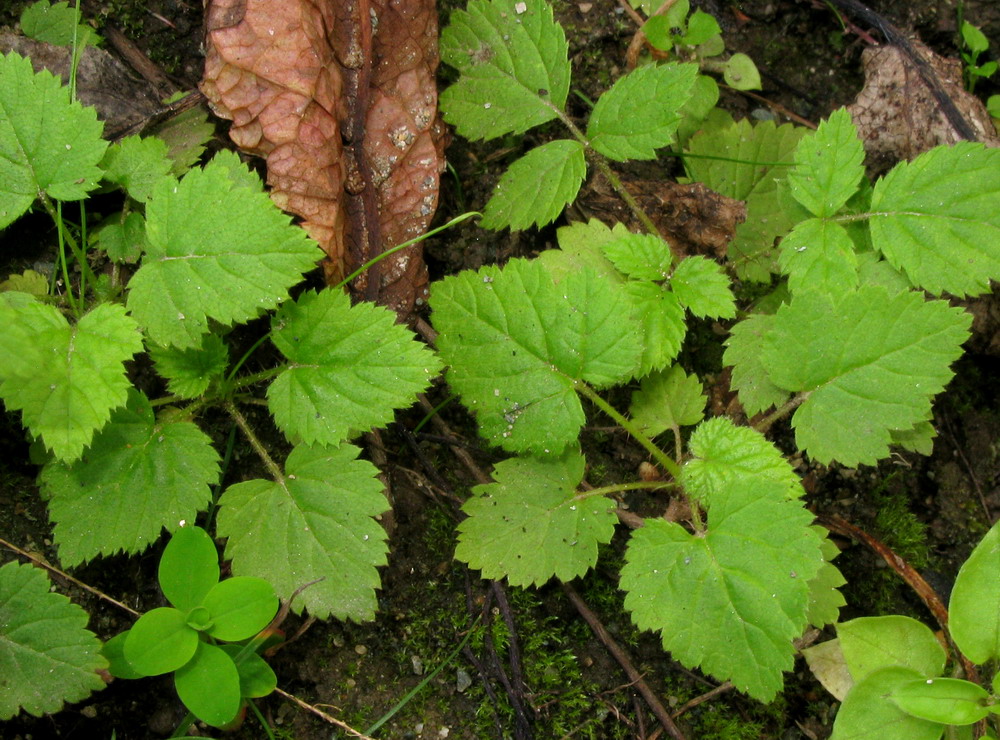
[201,0,445,314]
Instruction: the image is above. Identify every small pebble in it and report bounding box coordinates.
[354,644,368,655]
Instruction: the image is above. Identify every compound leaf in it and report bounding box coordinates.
[762,286,971,466]
[787,108,865,218]
[0,561,106,719]
[723,313,790,416]
[455,449,616,586]
[948,519,1000,664]
[40,389,220,565]
[430,258,642,454]
[216,443,388,622]
[127,155,320,348]
[669,255,735,318]
[481,139,586,230]
[778,218,858,296]
[621,479,823,701]
[869,142,1000,297]
[440,0,570,140]
[588,63,697,161]
[599,231,674,281]
[629,365,705,437]
[100,135,174,203]
[623,280,686,377]
[540,219,622,282]
[148,333,229,400]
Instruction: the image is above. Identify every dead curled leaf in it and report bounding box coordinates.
[200,0,446,315]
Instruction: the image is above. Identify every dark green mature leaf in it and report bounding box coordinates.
[440,0,570,140]
[787,108,865,218]
[949,520,1000,664]
[588,63,697,161]
[430,258,642,454]
[0,562,106,719]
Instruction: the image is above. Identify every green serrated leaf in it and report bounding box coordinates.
[787,108,865,217]
[0,298,142,462]
[889,419,936,456]
[837,616,946,683]
[101,135,175,202]
[623,280,686,377]
[95,211,147,263]
[762,286,971,466]
[599,231,674,281]
[830,667,946,740]
[0,269,48,295]
[149,333,229,400]
[869,142,1000,297]
[621,479,823,701]
[949,520,1000,664]
[216,443,389,621]
[20,1,102,47]
[722,53,761,90]
[540,219,622,283]
[481,139,586,230]
[127,154,320,348]
[152,98,215,176]
[455,449,616,586]
[588,63,697,161]
[440,0,570,140]
[159,526,220,612]
[629,365,705,437]
[431,258,642,453]
[778,218,858,295]
[268,290,440,446]
[808,529,847,628]
[669,255,735,318]
[0,51,107,228]
[40,390,220,565]
[723,313,790,416]
[0,561,106,719]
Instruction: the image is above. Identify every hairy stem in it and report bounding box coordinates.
[753,391,810,435]
[226,401,284,483]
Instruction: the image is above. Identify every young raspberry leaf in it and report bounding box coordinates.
[869,142,1000,297]
[95,211,147,264]
[587,63,698,161]
[621,479,823,701]
[216,443,388,621]
[0,51,107,229]
[268,290,441,446]
[481,139,586,230]
[40,390,220,566]
[127,154,320,349]
[669,255,735,318]
[762,286,971,466]
[807,528,847,628]
[778,218,858,296]
[100,135,175,202]
[430,258,642,454]
[623,281,686,377]
[599,232,674,281]
[148,333,229,400]
[723,313,790,415]
[440,0,570,141]
[629,365,705,437]
[539,219,622,282]
[0,562,106,720]
[455,449,616,586]
[20,1,102,47]
[787,108,865,218]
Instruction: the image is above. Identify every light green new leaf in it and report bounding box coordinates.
[588,63,697,161]
[669,255,735,318]
[540,219,622,282]
[830,667,945,740]
[202,578,278,641]
[787,108,865,217]
[889,419,936,456]
[629,365,705,437]
[621,480,823,701]
[216,443,389,621]
[95,211,147,263]
[723,313,790,415]
[20,1,102,47]
[623,280,686,377]
[40,390,220,565]
[101,135,175,202]
[890,677,990,725]
[455,450,616,586]
[0,562,106,719]
[837,616,946,683]
[681,416,802,501]
[778,218,858,295]
[949,520,1000,664]
[0,298,142,461]
[599,231,674,281]
[762,286,971,466]
[481,139,586,230]
[148,333,229,400]
[268,290,441,446]
[430,259,642,454]
[869,142,1000,297]
[174,641,241,727]
[127,155,320,348]
[440,0,570,140]
[0,51,107,228]
[807,529,847,628]
[159,525,220,612]
[154,96,215,176]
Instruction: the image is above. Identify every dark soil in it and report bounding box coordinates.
[3,1,1000,739]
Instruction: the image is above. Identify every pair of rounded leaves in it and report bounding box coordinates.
[109,526,279,726]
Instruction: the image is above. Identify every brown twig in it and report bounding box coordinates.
[273,688,376,739]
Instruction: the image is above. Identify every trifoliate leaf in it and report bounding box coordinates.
[430,259,642,454]
[623,280,686,377]
[0,297,142,461]
[722,53,761,91]
[127,155,320,348]
[949,520,1000,664]
[869,142,1000,297]
[830,667,945,740]
[216,443,388,621]
[148,333,229,400]
[0,269,48,296]
[807,529,847,628]
[723,313,790,415]
[481,139,586,230]
[787,108,865,217]
[0,51,107,228]
[440,0,570,140]
[540,219,622,282]
[455,449,616,586]
[20,1,102,47]
[0,561,106,719]
[101,135,175,202]
[599,232,674,281]
[268,290,441,446]
[681,416,802,501]
[40,390,220,565]
[587,63,697,161]
[95,211,147,263]
[621,479,823,701]
[629,365,705,437]
[669,255,735,318]
[685,119,804,281]
[762,286,971,466]
[778,218,858,295]
[837,616,946,683]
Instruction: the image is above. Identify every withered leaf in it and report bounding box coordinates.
[201,0,445,314]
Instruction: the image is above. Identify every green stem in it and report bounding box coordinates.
[41,193,98,300]
[247,700,277,740]
[231,367,285,392]
[577,480,676,499]
[226,401,284,482]
[753,391,810,435]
